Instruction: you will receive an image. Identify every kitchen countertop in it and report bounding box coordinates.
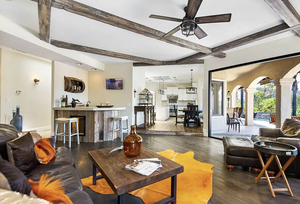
[53,107,126,111]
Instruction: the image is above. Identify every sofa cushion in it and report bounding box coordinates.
[0,155,31,195]
[49,146,75,167]
[26,165,82,194]
[0,124,19,160]
[67,190,94,204]
[281,118,300,136]
[7,132,39,175]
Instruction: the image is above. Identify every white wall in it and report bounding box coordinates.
[0,48,51,131]
[203,35,300,136]
[89,63,134,125]
[133,68,146,125]
[53,61,89,106]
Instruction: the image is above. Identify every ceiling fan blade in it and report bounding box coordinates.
[194,26,207,39]
[163,26,180,37]
[195,14,232,24]
[185,0,203,19]
[149,14,182,22]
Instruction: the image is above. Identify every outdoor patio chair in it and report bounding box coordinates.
[227,113,240,132]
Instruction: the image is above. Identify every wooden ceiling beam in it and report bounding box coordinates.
[51,0,214,55]
[264,0,300,36]
[177,23,294,63]
[133,59,204,67]
[50,40,165,65]
[38,0,52,42]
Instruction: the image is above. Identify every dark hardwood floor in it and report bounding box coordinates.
[57,134,300,204]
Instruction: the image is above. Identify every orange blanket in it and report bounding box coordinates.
[81,149,214,204]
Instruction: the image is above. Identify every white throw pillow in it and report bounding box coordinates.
[0,188,50,204]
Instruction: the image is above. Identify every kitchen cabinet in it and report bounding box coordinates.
[161,89,167,100]
[178,89,184,101]
[178,89,197,101]
[167,87,178,95]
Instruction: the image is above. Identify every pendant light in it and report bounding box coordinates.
[186,69,197,94]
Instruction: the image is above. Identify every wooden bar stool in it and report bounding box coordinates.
[112,116,129,141]
[54,117,80,148]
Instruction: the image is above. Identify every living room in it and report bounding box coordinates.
[1,0,300,203]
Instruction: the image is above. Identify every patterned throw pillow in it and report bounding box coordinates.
[281,118,300,136]
[28,174,73,204]
[34,138,56,164]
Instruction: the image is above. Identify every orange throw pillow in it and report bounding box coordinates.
[34,138,56,164]
[28,174,73,204]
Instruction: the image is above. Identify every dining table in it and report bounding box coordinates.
[180,109,203,126]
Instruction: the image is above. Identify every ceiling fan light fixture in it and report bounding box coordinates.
[181,20,197,37]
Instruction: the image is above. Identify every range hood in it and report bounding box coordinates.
[167,95,178,100]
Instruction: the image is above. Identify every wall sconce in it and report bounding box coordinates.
[134,89,137,98]
[34,78,40,85]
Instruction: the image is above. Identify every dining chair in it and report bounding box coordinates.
[175,108,185,125]
[226,113,240,132]
[185,105,200,127]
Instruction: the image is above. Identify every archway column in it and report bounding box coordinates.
[245,88,255,125]
[273,78,294,128]
[231,91,237,108]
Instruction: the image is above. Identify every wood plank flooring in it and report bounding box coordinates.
[58,134,300,204]
[139,117,203,135]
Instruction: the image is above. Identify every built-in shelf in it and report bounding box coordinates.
[64,76,85,93]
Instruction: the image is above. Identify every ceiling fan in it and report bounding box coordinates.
[149,0,232,39]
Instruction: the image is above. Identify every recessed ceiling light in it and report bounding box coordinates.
[76,62,82,65]
[91,68,97,71]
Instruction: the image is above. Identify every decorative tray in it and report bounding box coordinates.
[96,105,114,108]
[254,141,298,156]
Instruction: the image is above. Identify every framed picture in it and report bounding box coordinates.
[106,78,123,90]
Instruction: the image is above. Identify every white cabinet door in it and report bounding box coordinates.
[182,90,189,100]
[178,89,184,101]
[167,87,178,95]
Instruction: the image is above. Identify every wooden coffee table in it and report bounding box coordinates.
[88,147,184,204]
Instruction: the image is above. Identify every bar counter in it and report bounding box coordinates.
[53,107,126,143]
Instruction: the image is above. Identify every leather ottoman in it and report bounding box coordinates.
[223,136,261,170]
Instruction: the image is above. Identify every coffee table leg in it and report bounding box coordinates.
[93,164,96,185]
[118,194,124,204]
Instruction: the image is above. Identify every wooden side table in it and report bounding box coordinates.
[134,106,155,129]
[254,141,298,197]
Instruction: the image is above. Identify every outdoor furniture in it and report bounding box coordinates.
[223,136,261,170]
[227,114,240,132]
[88,147,183,204]
[254,141,298,197]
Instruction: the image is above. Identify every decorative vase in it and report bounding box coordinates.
[10,110,16,125]
[12,106,22,133]
[123,125,142,157]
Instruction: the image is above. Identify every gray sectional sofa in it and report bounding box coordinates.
[0,124,93,204]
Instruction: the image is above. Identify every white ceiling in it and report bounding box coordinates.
[0,0,299,82]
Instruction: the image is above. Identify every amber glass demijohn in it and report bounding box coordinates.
[123,125,142,157]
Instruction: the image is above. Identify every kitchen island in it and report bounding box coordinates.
[53,107,126,142]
